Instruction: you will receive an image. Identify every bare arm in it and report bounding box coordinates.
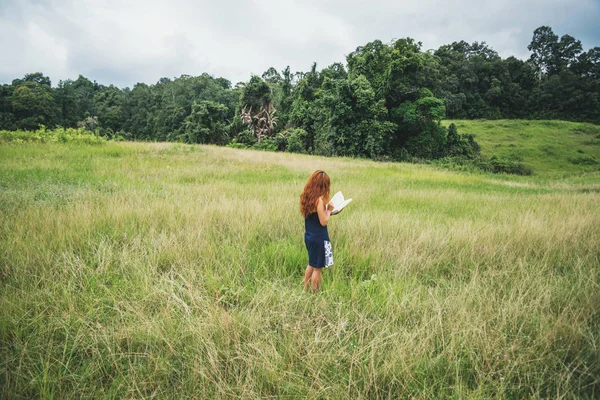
[317,196,333,227]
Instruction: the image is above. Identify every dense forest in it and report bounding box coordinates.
[1,26,598,162]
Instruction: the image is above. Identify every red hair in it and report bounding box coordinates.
[300,170,330,217]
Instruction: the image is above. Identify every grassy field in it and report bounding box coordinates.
[447,120,600,177]
[1,133,600,397]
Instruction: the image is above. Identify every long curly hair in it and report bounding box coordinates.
[300,170,330,217]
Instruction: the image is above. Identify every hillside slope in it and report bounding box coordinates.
[447,120,600,176]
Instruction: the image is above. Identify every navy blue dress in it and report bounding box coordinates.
[305,212,334,268]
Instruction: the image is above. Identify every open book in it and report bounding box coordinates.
[329,191,352,215]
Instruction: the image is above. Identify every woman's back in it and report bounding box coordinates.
[305,212,329,241]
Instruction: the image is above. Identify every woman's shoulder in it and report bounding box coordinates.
[315,196,324,208]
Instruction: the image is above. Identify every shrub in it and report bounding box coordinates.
[226,140,249,149]
[405,125,447,159]
[233,128,256,147]
[568,155,598,165]
[570,125,600,135]
[0,126,106,145]
[485,155,534,175]
[77,116,99,131]
[283,128,307,153]
[446,124,480,158]
[314,129,335,157]
[251,138,278,151]
[431,155,534,175]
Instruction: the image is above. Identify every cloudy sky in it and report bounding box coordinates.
[1,0,599,88]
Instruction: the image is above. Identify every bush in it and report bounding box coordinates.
[394,148,413,162]
[484,155,534,175]
[113,130,129,141]
[77,116,99,131]
[314,130,335,156]
[0,126,106,145]
[232,128,256,147]
[570,125,600,135]
[568,155,598,165]
[283,128,307,153]
[405,125,447,159]
[251,138,278,151]
[430,156,486,174]
[446,124,480,158]
[226,140,249,149]
[431,155,533,175]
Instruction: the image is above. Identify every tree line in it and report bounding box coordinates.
[0,26,598,162]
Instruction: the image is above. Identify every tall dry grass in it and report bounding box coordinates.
[1,142,599,398]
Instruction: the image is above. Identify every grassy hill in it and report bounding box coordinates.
[1,139,599,398]
[447,119,600,176]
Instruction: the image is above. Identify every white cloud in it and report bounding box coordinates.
[0,7,71,84]
[1,0,598,87]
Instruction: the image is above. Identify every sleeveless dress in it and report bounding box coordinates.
[305,212,334,268]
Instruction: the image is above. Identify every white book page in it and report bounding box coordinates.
[328,191,352,215]
[330,191,344,208]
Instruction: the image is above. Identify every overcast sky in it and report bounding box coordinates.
[1,0,599,88]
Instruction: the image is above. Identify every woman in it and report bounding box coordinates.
[300,170,334,292]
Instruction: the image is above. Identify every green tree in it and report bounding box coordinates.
[0,84,16,130]
[552,34,583,74]
[183,100,230,144]
[55,75,99,128]
[319,74,396,158]
[261,67,282,84]
[11,73,58,130]
[239,76,277,142]
[93,85,126,137]
[528,26,559,79]
[288,64,329,152]
[12,72,52,87]
[446,123,480,157]
[393,89,448,158]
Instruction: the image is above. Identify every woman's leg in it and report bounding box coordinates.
[303,265,314,291]
[310,268,322,292]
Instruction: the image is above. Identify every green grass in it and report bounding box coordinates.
[1,137,600,398]
[447,119,600,176]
